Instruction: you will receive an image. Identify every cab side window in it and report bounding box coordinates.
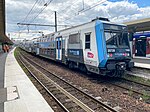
[85,33,91,49]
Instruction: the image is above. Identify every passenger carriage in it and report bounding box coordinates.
[22,18,134,77]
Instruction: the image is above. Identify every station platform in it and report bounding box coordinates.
[131,57,150,79]
[0,48,54,112]
[133,57,150,69]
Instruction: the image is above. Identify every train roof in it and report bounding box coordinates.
[134,32,150,38]
[56,18,109,33]
[55,18,126,34]
[33,17,127,40]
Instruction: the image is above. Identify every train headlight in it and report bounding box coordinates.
[123,53,130,56]
[107,49,115,53]
[107,53,113,57]
[126,53,130,56]
[109,53,113,57]
[107,54,109,57]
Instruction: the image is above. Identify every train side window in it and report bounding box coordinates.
[85,33,91,49]
[69,33,80,44]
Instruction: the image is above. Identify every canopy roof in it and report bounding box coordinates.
[0,0,12,44]
[124,18,150,32]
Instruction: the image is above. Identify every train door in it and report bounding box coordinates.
[56,37,62,60]
[135,37,146,57]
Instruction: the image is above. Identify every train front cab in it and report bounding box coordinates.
[96,22,134,76]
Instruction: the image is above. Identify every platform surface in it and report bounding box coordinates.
[0,53,7,112]
[131,57,150,79]
[4,48,54,112]
[133,57,150,69]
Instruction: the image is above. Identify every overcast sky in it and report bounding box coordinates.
[5,0,150,39]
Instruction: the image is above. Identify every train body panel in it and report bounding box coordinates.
[20,18,134,76]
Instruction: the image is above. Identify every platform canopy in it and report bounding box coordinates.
[0,0,12,44]
[124,18,150,33]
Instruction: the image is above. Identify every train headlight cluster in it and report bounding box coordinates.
[123,53,130,56]
[107,52,130,58]
[107,53,113,57]
[126,53,130,56]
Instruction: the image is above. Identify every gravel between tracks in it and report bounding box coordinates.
[21,50,150,112]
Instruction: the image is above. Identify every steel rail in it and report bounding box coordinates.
[17,55,70,112]
[18,53,95,112]
[126,72,150,87]
[19,50,118,112]
[21,49,150,97]
[108,81,150,96]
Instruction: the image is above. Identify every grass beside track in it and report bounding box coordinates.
[123,74,150,86]
[123,73,150,101]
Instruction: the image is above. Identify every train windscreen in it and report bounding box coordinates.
[104,24,129,48]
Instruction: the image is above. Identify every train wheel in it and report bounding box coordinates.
[78,64,85,72]
[79,64,91,74]
[68,62,74,69]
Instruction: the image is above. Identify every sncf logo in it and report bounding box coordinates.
[87,52,94,58]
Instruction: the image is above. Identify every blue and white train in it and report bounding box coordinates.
[21,18,134,77]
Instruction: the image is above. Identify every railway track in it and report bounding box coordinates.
[88,73,150,100]
[106,78,150,97]
[87,75,150,103]
[20,49,150,103]
[17,55,68,112]
[123,73,150,87]
[18,51,118,112]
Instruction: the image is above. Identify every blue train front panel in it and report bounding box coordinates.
[95,21,134,76]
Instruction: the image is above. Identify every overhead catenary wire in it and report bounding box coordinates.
[29,0,54,24]
[22,0,40,23]
[19,0,43,31]
[23,0,46,23]
[18,0,54,34]
[20,0,81,31]
[18,0,107,38]
[57,0,80,15]
[62,0,107,22]
[79,0,107,13]
[57,0,84,25]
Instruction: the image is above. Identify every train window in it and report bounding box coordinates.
[85,33,91,49]
[69,33,80,44]
[57,41,61,49]
[118,33,129,47]
[57,41,58,49]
